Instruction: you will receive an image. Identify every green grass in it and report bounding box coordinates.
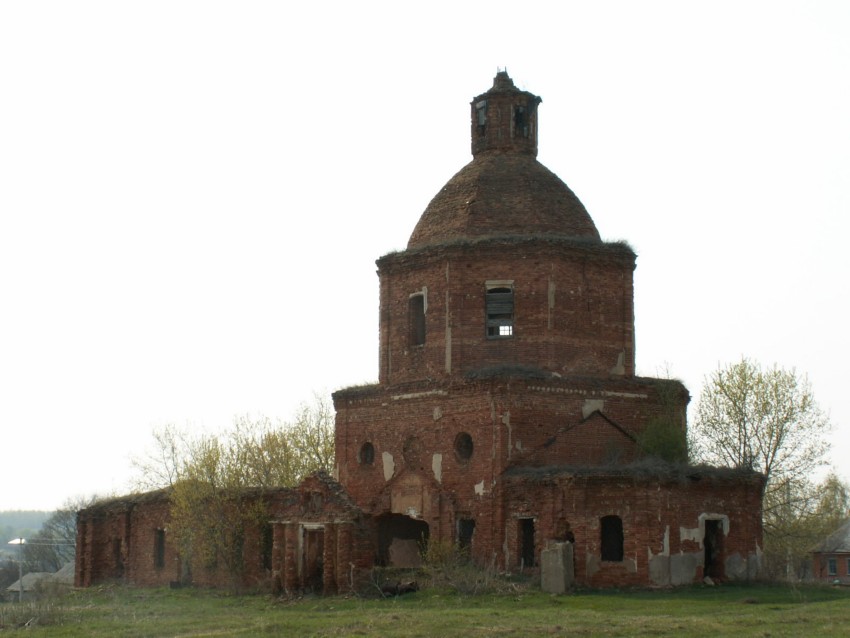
[2,582,849,637]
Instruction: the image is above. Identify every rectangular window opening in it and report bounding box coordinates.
[476,100,487,137]
[513,105,528,138]
[486,282,514,339]
[600,515,624,562]
[409,293,426,346]
[828,558,837,576]
[154,529,166,569]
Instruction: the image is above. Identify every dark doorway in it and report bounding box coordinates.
[519,518,535,568]
[377,513,429,567]
[458,518,475,553]
[303,528,325,592]
[600,515,624,562]
[704,519,725,579]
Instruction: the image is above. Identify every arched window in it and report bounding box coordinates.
[454,432,474,461]
[600,515,624,562]
[358,442,375,465]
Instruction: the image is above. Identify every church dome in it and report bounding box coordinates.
[407,72,600,249]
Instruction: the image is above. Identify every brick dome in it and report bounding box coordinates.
[407,72,600,249]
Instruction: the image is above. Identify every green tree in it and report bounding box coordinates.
[690,358,833,578]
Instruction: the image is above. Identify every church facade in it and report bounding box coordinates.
[76,73,764,592]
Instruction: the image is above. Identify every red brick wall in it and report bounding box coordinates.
[501,472,764,586]
[333,375,688,561]
[377,240,636,386]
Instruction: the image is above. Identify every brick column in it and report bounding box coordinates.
[336,522,352,593]
[271,523,284,594]
[283,522,299,593]
[322,523,337,595]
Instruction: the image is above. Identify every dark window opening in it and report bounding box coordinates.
[486,285,514,338]
[458,518,476,552]
[454,432,473,461]
[600,515,624,562]
[358,441,375,465]
[519,518,535,568]
[476,100,487,137]
[262,524,273,570]
[409,294,426,346]
[154,528,166,569]
[704,519,725,579]
[112,538,124,578]
[514,105,528,137]
[827,558,837,576]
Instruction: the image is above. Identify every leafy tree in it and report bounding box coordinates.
[636,380,688,463]
[690,358,833,578]
[132,394,335,588]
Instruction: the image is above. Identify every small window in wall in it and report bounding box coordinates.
[454,432,473,461]
[514,105,528,137]
[358,441,375,465]
[154,529,166,569]
[486,282,514,338]
[846,557,850,576]
[409,294,426,346]
[600,515,624,562]
[476,100,487,137]
[828,558,837,576]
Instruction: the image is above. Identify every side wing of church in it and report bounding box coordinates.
[76,73,764,592]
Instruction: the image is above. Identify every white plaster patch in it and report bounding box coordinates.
[582,399,605,419]
[432,453,443,483]
[474,480,485,496]
[433,406,443,421]
[515,440,523,452]
[609,350,626,376]
[382,451,395,482]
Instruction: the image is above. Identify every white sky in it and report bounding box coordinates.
[1,1,848,511]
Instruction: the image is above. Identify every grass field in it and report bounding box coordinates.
[2,581,849,637]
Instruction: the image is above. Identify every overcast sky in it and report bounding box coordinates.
[1,1,848,511]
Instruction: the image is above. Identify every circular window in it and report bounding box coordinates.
[454,432,474,461]
[358,442,375,465]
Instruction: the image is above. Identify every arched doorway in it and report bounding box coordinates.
[377,513,429,567]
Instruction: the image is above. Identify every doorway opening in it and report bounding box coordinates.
[377,513,429,567]
[704,519,725,580]
[519,518,535,568]
[302,527,325,592]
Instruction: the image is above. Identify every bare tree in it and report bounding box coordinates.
[25,496,99,572]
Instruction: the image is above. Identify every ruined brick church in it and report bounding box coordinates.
[76,72,764,592]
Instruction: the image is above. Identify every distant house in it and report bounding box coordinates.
[5,572,52,602]
[4,563,74,601]
[812,519,850,584]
